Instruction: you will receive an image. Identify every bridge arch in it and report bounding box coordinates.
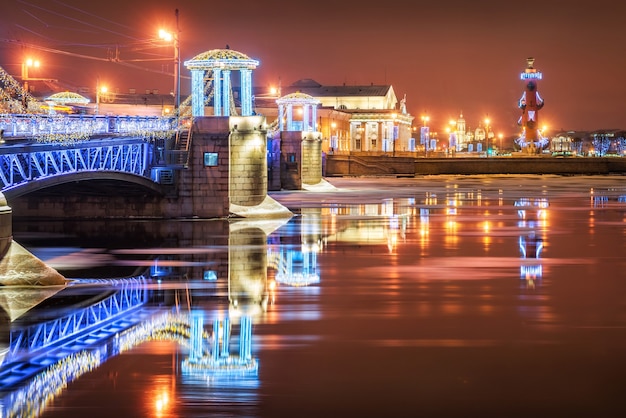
[3,171,166,200]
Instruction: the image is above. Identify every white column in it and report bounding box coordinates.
[241,68,253,116]
[213,68,222,116]
[222,69,231,116]
[286,104,293,131]
[311,105,317,131]
[191,70,204,117]
[278,104,284,131]
[303,104,310,131]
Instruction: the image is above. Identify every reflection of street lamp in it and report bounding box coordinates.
[159,9,181,118]
[21,58,40,93]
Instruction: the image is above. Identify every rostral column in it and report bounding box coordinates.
[517,57,546,153]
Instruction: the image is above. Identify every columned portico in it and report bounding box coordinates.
[274,92,323,190]
[277,92,320,132]
[184,49,260,117]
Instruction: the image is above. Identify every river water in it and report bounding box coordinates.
[2,175,626,417]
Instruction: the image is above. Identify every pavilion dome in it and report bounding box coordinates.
[45,91,90,104]
[184,48,259,70]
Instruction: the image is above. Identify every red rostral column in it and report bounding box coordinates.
[518,57,544,146]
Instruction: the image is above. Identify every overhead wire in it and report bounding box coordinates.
[13,0,173,65]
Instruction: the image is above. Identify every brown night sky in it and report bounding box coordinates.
[1,0,625,134]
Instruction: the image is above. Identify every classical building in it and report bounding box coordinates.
[280,79,415,155]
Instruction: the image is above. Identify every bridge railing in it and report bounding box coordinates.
[0,139,153,192]
[0,114,175,139]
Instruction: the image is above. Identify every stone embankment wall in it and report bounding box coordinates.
[326,155,626,176]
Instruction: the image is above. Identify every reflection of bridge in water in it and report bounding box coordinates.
[0,278,256,418]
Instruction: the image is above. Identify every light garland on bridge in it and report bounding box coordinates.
[0,113,177,145]
[1,350,101,418]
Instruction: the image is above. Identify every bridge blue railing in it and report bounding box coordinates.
[0,113,175,139]
[0,138,153,192]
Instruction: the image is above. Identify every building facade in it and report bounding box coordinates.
[280,79,414,155]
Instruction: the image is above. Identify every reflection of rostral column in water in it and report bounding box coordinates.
[515,198,548,286]
[516,57,547,153]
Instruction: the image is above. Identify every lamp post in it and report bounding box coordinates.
[96,85,107,115]
[421,115,430,153]
[159,9,181,121]
[391,113,398,156]
[21,58,40,93]
[498,133,503,155]
[484,117,491,155]
[448,119,456,156]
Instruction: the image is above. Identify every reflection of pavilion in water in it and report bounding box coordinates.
[268,208,322,287]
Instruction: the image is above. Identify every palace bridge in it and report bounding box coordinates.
[0,114,181,200]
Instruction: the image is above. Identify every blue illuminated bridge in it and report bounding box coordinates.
[0,114,184,198]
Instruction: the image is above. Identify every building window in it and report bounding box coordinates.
[204,152,218,166]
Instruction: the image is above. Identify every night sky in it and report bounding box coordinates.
[1,0,625,134]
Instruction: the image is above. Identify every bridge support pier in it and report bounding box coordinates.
[276,131,323,191]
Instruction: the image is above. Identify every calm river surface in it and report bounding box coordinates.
[2,175,626,418]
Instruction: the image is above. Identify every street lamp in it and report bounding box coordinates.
[498,133,503,154]
[448,119,456,155]
[391,113,398,156]
[484,117,491,154]
[96,85,107,115]
[421,115,430,153]
[330,121,337,152]
[159,9,181,120]
[21,58,40,93]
